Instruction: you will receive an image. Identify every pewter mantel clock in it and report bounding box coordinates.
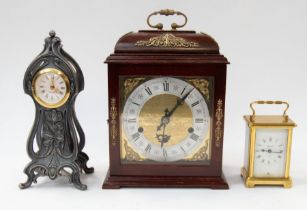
[103,9,229,189]
[19,31,93,190]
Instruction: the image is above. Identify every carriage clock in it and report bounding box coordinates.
[241,101,296,188]
[19,31,94,190]
[103,9,229,189]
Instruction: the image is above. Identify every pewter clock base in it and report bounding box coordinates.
[19,152,94,191]
[102,169,229,189]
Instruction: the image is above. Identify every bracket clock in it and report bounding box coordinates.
[19,31,94,190]
[103,9,229,189]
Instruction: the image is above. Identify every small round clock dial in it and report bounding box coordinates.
[32,68,70,108]
[122,77,210,162]
[253,129,288,177]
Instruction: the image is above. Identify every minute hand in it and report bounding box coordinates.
[166,88,194,118]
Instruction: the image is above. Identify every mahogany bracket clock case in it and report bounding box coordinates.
[103,9,229,189]
[20,31,94,190]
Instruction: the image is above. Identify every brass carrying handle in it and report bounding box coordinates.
[250,101,289,122]
[146,9,188,30]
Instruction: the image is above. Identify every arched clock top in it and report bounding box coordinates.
[23,31,84,97]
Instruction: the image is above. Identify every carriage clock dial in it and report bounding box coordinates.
[253,129,288,177]
[32,68,70,108]
[122,77,210,162]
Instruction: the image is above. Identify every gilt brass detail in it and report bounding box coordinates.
[124,139,143,161]
[215,99,223,147]
[139,94,193,147]
[110,98,118,146]
[32,68,70,109]
[187,79,210,101]
[135,33,199,48]
[124,78,145,99]
[188,139,209,161]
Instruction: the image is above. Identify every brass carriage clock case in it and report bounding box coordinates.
[103,9,229,189]
[241,101,296,188]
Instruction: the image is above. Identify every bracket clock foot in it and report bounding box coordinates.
[20,31,93,190]
[103,169,228,189]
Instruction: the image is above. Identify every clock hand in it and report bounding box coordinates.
[156,88,194,131]
[155,88,194,147]
[258,149,283,154]
[167,88,194,118]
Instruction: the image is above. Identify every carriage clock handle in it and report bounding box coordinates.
[250,100,289,122]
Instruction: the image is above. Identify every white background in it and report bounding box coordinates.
[1,0,307,209]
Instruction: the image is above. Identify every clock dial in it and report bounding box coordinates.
[253,129,288,177]
[32,68,70,108]
[122,77,210,162]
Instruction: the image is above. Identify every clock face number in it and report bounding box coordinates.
[122,77,210,162]
[253,129,288,178]
[33,68,70,108]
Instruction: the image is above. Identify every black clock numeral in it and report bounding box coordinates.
[163,81,169,91]
[190,133,199,141]
[59,91,64,95]
[163,149,167,157]
[59,81,64,84]
[132,132,140,141]
[195,118,204,123]
[60,87,65,90]
[145,87,152,95]
[128,118,136,123]
[132,102,140,106]
[191,101,200,107]
[145,144,152,153]
[180,87,186,95]
[180,146,186,153]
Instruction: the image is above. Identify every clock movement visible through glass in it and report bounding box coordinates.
[120,76,213,164]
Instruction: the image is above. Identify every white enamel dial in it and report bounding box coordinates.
[253,129,288,177]
[32,68,70,108]
[122,77,210,162]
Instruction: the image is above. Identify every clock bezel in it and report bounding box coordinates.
[32,68,71,109]
[119,76,213,164]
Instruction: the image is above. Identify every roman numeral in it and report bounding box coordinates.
[163,81,169,91]
[163,149,167,157]
[145,144,152,153]
[132,102,140,106]
[145,87,152,95]
[195,118,204,123]
[191,101,200,107]
[180,146,186,153]
[132,132,140,141]
[128,118,136,123]
[180,87,186,95]
[190,133,199,141]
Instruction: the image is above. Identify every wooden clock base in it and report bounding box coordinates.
[102,169,229,189]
